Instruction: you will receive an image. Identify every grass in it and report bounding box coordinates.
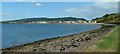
[87,25,120,52]
[118,25,120,54]
[95,25,119,52]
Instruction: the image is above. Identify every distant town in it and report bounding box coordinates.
[6,20,96,24]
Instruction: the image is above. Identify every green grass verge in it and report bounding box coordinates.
[118,25,120,54]
[96,25,120,52]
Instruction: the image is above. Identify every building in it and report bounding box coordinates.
[88,20,97,23]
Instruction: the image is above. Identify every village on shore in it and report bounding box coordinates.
[8,20,97,24]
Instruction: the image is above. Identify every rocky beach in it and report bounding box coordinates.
[2,2,119,54]
[2,24,115,53]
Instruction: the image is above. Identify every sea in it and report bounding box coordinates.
[1,24,101,49]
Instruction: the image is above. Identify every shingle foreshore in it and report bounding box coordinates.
[2,25,115,52]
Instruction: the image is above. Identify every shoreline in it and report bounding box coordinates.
[2,24,116,52]
[2,23,101,49]
[2,26,101,49]
[0,23,105,25]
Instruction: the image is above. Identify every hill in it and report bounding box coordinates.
[92,13,120,23]
[2,17,87,24]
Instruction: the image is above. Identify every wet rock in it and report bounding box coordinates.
[81,38,84,41]
[33,48,37,51]
[60,47,65,51]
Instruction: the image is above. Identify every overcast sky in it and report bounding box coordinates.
[1,2,119,21]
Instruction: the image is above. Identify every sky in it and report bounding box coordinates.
[1,2,118,21]
[1,0,119,2]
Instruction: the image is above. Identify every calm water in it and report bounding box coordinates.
[2,24,101,48]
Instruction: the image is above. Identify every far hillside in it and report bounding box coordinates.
[92,13,120,23]
[1,17,87,24]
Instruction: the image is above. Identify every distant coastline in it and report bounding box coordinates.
[1,17,97,24]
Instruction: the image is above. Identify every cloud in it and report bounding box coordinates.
[65,2,118,20]
[35,3,42,6]
[94,2,118,9]
[96,0,119,2]
[66,8,78,13]
[32,3,42,7]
